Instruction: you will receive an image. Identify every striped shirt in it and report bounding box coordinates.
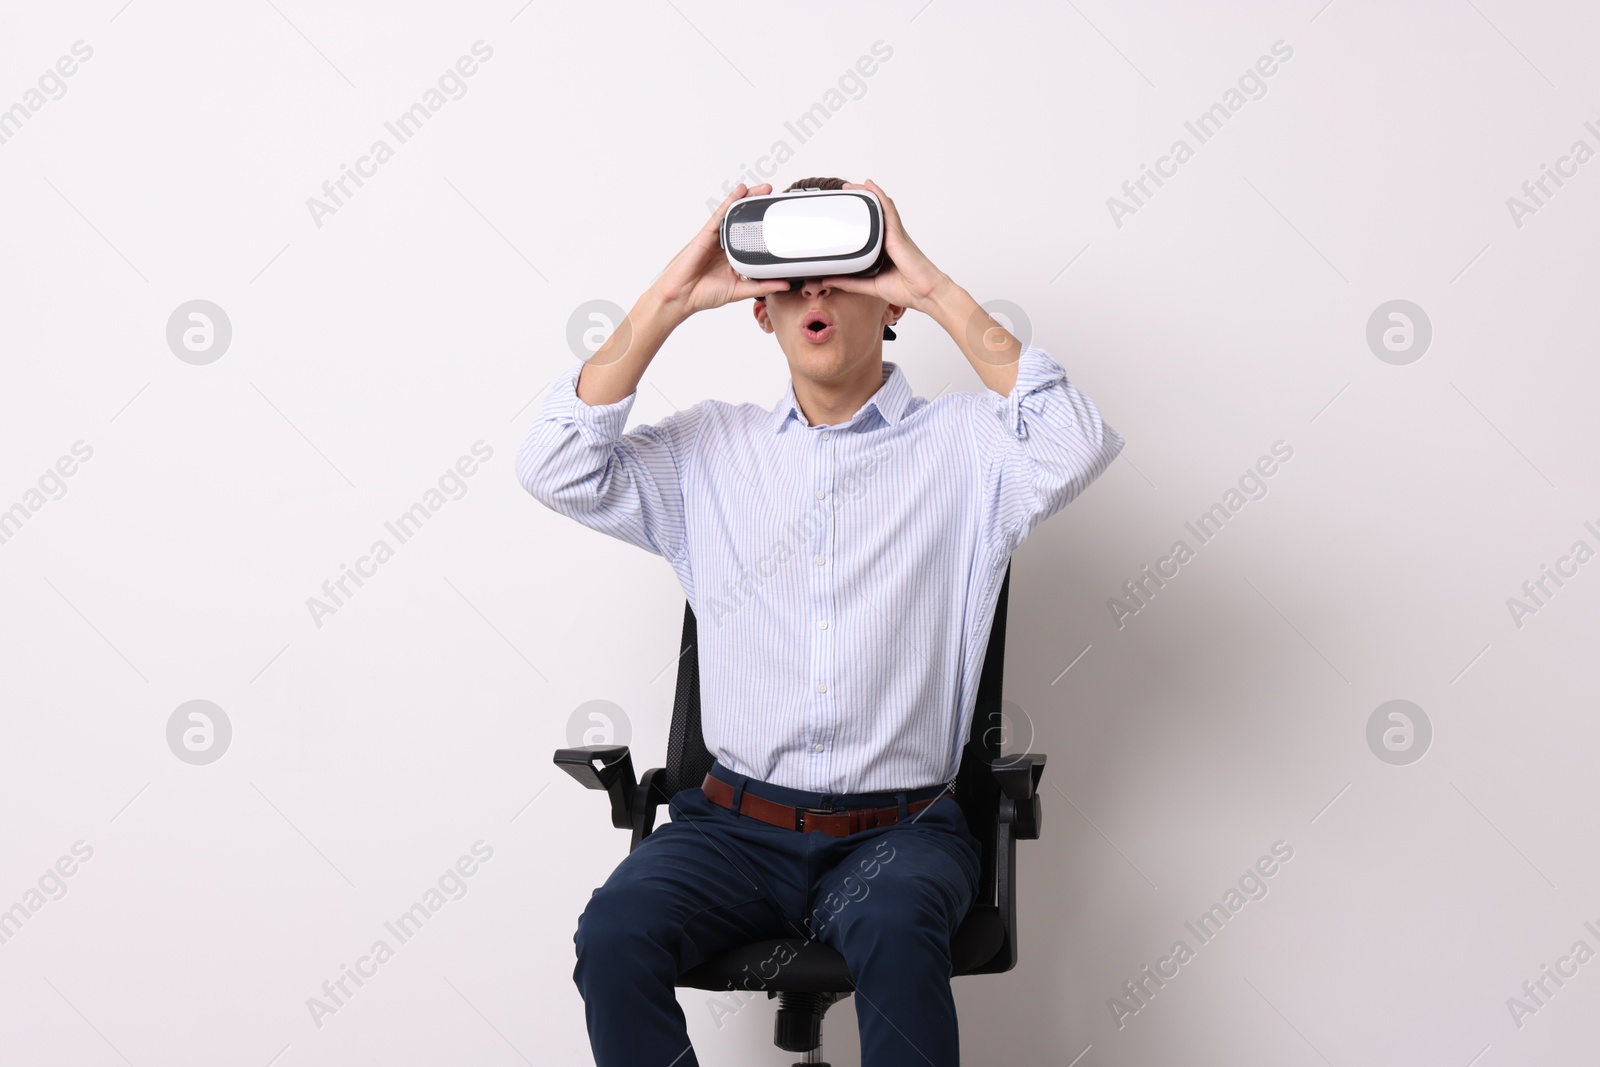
[517,345,1123,794]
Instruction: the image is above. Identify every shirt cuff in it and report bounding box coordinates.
[538,361,637,446]
[996,345,1067,440]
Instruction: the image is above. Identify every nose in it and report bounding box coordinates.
[799,278,832,298]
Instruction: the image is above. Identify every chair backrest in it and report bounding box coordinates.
[658,562,1012,913]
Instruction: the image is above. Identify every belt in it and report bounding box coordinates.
[701,773,940,836]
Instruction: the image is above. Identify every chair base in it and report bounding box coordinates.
[775,989,845,1054]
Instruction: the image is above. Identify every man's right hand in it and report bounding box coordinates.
[575,185,789,407]
[649,183,792,322]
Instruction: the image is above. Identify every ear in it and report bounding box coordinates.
[882,303,906,328]
[753,298,775,334]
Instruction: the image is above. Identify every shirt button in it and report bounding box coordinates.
[815,489,826,499]
[817,683,827,693]
[820,430,831,441]
[814,555,825,566]
[813,743,824,752]
[818,620,828,629]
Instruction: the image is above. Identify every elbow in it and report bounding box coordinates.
[1034,422,1125,514]
[1086,420,1125,482]
[515,429,573,510]
[520,464,595,518]
[518,467,559,510]
[1102,422,1126,464]
[515,427,616,518]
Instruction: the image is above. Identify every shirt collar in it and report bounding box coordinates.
[769,361,913,434]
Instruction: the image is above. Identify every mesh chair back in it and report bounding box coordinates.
[658,564,1012,909]
[661,604,716,799]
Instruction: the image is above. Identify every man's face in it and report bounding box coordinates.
[753,279,902,385]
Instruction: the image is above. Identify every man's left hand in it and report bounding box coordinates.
[816,179,952,314]
[821,178,1021,392]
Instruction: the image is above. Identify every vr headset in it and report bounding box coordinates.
[721,186,895,337]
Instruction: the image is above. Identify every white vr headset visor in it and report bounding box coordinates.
[720,188,889,282]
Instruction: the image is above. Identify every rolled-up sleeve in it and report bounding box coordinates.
[972,345,1124,556]
[515,363,696,560]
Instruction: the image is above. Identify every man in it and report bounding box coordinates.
[518,176,1124,1066]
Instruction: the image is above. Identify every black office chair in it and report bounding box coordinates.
[554,562,1046,1066]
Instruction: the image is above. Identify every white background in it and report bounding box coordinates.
[1,1,1597,1065]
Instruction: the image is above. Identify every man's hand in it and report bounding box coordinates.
[815,179,953,314]
[821,179,1022,392]
[649,183,791,323]
[576,185,789,406]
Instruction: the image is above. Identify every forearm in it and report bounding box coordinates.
[924,279,1021,396]
[575,288,689,407]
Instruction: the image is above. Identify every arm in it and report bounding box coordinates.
[574,182,790,405]
[967,345,1124,555]
[817,178,1022,396]
[516,184,789,550]
[818,179,1123,551]
[515,359,698,559]
[570,288,682,407]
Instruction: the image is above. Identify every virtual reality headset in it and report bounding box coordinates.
[721,187,890,285]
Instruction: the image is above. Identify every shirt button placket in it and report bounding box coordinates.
[809,425,835,789]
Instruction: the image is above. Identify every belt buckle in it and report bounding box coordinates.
[796,801,836,833]
[798,795,836,815]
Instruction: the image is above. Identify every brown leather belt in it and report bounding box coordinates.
[701,773,939,836]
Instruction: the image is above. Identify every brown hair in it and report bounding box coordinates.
[783,176,848,191]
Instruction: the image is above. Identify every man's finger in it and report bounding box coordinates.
[701,186,743,235]
[816,275,876,295]
[702,183,751,234]
[734,278,792,301]
[863,179,903,228]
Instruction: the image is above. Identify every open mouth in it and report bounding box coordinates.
[800,310,835,343]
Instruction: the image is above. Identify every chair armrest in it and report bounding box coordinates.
[990,753,1044,841]
[991,752,1045,800]
[961,752,1047,975]
[553,745,638,830]
[630,767,669,851]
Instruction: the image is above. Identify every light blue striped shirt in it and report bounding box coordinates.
[517,345,1123,794]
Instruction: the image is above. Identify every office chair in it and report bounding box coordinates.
[554,562,1046,1066]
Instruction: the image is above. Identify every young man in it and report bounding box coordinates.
[518,177,1124,1067]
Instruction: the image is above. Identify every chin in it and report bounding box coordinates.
[774,326,875,382]
[795,346,852,378]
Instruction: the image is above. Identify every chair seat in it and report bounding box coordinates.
[677,905,1006,993]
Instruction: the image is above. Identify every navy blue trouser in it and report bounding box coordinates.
[572,759,983,1067]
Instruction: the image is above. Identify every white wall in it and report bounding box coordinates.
[2,1,1596,1064]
